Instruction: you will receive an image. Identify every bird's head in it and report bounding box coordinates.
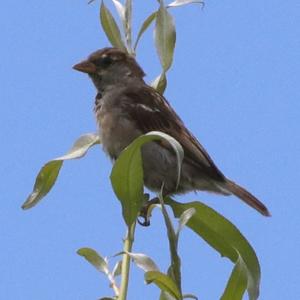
[73,47,145,91]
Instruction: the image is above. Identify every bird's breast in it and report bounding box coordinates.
[95,104,142,159]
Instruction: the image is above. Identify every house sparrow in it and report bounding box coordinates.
[73,47,270,217]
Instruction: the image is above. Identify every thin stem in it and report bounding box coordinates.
[159,195,182,295]
[119,222,136,300]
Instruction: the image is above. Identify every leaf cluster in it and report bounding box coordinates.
[98,0,202,94]
[23,132,261,300]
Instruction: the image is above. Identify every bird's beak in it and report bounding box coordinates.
[73,60,97,74]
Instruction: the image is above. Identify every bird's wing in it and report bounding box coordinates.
[120,85,225,181]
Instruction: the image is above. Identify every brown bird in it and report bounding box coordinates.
[73,47,270,217]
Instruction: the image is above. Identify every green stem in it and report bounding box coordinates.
[160,195,182,296]
[119,222,136,300]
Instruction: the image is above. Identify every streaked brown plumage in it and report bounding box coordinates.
[73,47,270,217]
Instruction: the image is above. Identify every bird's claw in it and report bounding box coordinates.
[138,197,160,227]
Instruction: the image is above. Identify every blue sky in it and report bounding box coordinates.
[1,0,299,299]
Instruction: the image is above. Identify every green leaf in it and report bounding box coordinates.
[145,271,181,300]
[124,0,133,52]
[55,133,100,160]
[221,255,248,300]
[100,1,126,50]
[165,198,260,300]
[151,72,167,94]
[110,131,183,226]
[110,140,143,226]
[160,291,176,300]
[183,294,198,299]
[176,207,196,237]
[112,260,122,278]
[155,2,176,71]
[127,252,159,272]
[22,133,100,210]
[167,0,203,7]
[134,12,157,50]
[22,161,62,210]
[77,247,109,274]
[111,0,125,22]
[111,0,128,52]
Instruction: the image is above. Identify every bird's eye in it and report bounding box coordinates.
[100,55,113,67]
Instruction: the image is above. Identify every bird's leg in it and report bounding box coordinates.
[138,196,160,227]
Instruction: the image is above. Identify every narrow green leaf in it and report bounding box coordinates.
[168,0,203,7]
[127,252,159,272]
[77,247,109,274]
[160,265,181,300]
[183,294,198,299]
[160,291,176,300]
[145,271,181,300]
[151,72,167,94]
[134,12,157,50]
[110,131,183,226]
[166,198,260,300]
[56,133,101,161]
[155,2,176,71]
[111,0,125,22]
[111,0,127,52]
[176,207,196,236]
[111,260,122,278]
[100,1,126,50]
[22,161,62,210]
[22,133,100,209]
[124,0,133,52]
[221,255,248,300]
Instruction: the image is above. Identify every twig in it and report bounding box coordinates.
[119,222,136,300]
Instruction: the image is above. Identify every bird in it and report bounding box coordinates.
[73,47,270,217]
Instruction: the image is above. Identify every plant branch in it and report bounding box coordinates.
[159,195,182,295]
[119,221,136,300]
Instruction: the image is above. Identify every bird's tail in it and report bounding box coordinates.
[224,179,271,216]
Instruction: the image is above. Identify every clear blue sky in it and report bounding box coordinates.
[1,1,299,299]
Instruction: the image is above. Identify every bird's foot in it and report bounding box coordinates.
[137,196,159,227]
